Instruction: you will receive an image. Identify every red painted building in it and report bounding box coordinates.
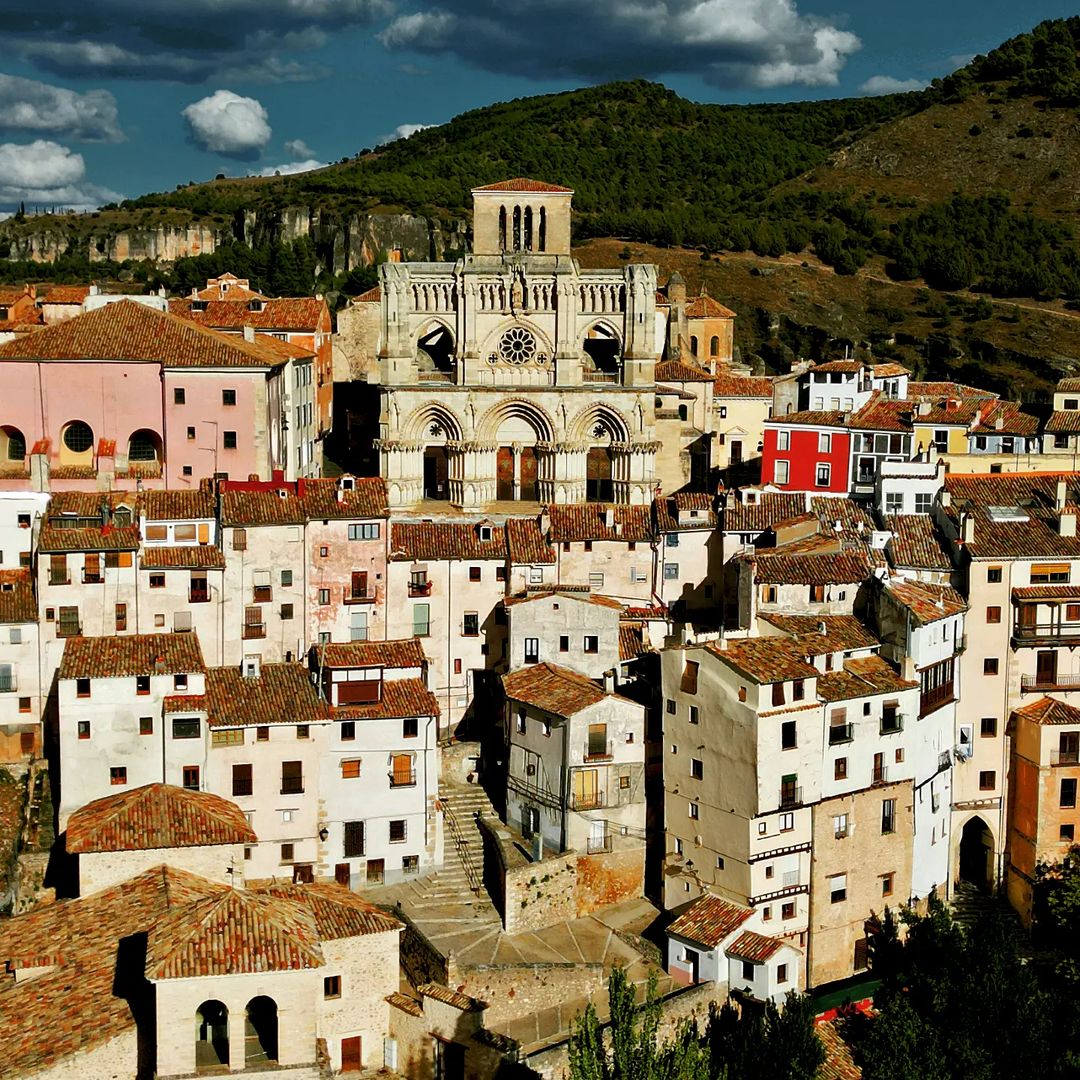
[760,411,851,494]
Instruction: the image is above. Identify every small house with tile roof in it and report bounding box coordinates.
[502,661,645,858]
[654,492,721,618]
[873,455,946,522]
[0,567,41,761]
[65,782,257,896]
[56,632,208,827]
[0,862,403,1079]
[711,364,773,473]
[1006,695,1080,924]
[504,586,623,679]
[665,892,802,1002]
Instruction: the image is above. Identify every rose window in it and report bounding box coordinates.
[498,327,537,366]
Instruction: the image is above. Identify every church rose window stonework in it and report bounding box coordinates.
[375,179,661,510]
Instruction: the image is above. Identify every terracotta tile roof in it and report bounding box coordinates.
[751,550,871,585]
[506,516,556,563]
[59,633,205,680]
[194,283,264,302]
[723,492,809,533]
[684,294,737,319]
[258,882,402,939]
[66,783,255,853]
[816,1018,863,1080]
[40,284,91,304]
[882,580,967,626]
[968,400,1039,437]
[726,929,787,962]
[38,524,140,553]
[204,662,330,728]
[1012,695,1080,726]
[146,887,324,978]
[0,300,291,368]
[0,569,36,623]
[713,370,773,397]
[333,677,440,721]
[1057,377,1080,393]
[1045,410,1080,434]
[387,991,424,1016]
[870,362,910,378]
[505,588,623,610]
[624,604,668,620]
[812,360,864,373]
[818,655,917,702]
[547,504,653,543]
[142,489,215,521]
[655,493,716,532]
[353,285,382,303]
[473,178,573,193]
[655,359,713,382]
[171,296,328,333]
[667,892,753,948]
[767,409,848,427]
[0,866,223,1077]
[322,638,427,669]
[914,396,994,427]
[502,662,608,717]
[849,394,914,432]
[657,382,698,400]
[619,622,648,660]
[885,515,953,571]
[1012,584,1080,601]
[908,381,997,401]
[221,477,389,526]
[705,637,819,684]
[390,521,508,561]
[759,614,878,652]
[140,546,225,569]
[417,982,486,1011]
[943,472,1080,560]
[164,694,206,712]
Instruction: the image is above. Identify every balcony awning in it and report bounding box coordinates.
[1012,585,1080,603]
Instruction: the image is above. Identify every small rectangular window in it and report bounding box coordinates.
[469,566,482,582]
[182,765,200,791]
[987,566,1002,583]
[223,431,237,450]
[981,717,997,738]
[232,763,253,797]
[139,716,153,735]
[222,388,237,406]
[136,675,150,695]
[583,635,599,654]
[77,720,90,739]
[341,759,361,779]
[389,819,407,843]
[256,725,269,741]
[172,717,200,739]
[323,975,341,999]
[1061,778,1077,808]
[173,387,186,404]
[76,677,91,698]
[986,606,1001,624]
[110,766,127,785]
[463,612,479,636]
[984,658,999,676]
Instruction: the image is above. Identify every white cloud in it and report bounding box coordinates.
[377,122,435,145]
[0,74,122,142]
[0,139,121,210]
[378,0,861,88]
[859,74,926,95]
[183,91,272,158]
[252,158,325,176]
[284,138,315,158]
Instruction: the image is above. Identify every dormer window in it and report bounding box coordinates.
[248,299,264,312]
[478,525,493,542]
[243,654,261,679]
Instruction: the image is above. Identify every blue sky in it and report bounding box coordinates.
[0,1,1074,212]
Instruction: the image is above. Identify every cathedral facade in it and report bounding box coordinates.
[372,180,662,510]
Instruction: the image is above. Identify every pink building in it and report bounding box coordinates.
[0,300,316,492]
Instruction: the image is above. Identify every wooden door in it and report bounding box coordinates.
[520,446,538,500]
[392,753,414,787]
[496,446,514,500]
[335,863,351,887]
[1037,650,1058,686]
[341,1036,362,1072]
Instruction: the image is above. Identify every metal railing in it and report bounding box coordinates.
[408,580,433,597]
[872,766,889,786]
[389,769,417,788]
[570,790,606,811]
[582,370,621,384]
[1051,749,1080,767]
[779,785,802,809]
[441,798,483,896]
[0,675,15,693]
[1012,623,1080,648]
[344,587,377,604]
[1021,673,1080,691]
[242,622,266,639]
[920,683,955,716]
[189,589,210,604]
[828,724,854,745]
[583,739,613,762]
[880,713,904,735]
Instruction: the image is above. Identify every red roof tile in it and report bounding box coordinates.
[140,546,225,569]
[848,394,914,433]
[353,285,382,303]
[1012,584,1080,601]
[547,504,653,543]
[684,294,736,319]
[204,662,330,728]
[502,662,609,718]
[66,783,255,853]
[473,178,573,193]
[713,370,773,398]
[908,381,997,401]
[333,677,440,720]
[221,477,388,526]
[619,622,648,661]
[726,929,787,962]
[322,638,427,669]
[751,550,871,585]
[705,637,819,685]
[0,300,291,368]
[655,359,713,382]
[170,296,328,333]
[141,489,215,520]
[40,284,91,305]
[0,569,36,624]
[654,493,716,532]
[259,882,402,939]
[1012,695,1080,726]
[885,514,952,571]
[59,633,205,680]
[870,362,910,378]
[667,892,753,948]
[811,360,864,373]
[504,588,623,610]
[882,580,967,626]
[390,521,508,561]
[759,614,878,652]
[506,516,556,563]
[723,492,809,533]
[817,655,917,702]
[1045,410,1080,434]
[766,409,849,428]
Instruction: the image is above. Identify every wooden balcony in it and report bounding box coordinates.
[1012,623,1080,649]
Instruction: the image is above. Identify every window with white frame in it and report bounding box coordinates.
[816,463,831,486]
[777,430,790,451]
[774,460,790,485]
[885,493,903,514]
[915,493,932,514]
[818,432,831,453]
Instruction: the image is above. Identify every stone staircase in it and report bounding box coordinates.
[950,881,1031,958]
[368,782,503,961]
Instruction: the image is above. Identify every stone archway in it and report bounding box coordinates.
[582,321,622,383]
[959,815,994,891]
[245,996,278,1065]
[479,399,554,504]
[195,1000,229,1070]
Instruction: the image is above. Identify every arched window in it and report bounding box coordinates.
[245,997,278,1065]
[678,404,688,422]
[710,336,720,357]
[196,1000,229,1068]
[524,206,533,251]
[498,205,507,250]
[690,336,698,356]
[538,207,547,252]
[127,429,161,462]
[512,206,522,252]
[0,425,25,461]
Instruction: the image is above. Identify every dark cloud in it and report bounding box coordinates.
[0,73,123,142]
[378,0,860,89]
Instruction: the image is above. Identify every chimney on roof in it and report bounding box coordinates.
[995,415,1004,431]
[604,507,615,529]
[603,669,617,693]
[1062,512,1077,538]
[243,325,256,343]
[961,512,975,545]
[918,400,930,416]
[941,490,952,508]
[153,655,165,674]
[1057,479,1068,512]
[946,398,959,413]
[817,621,827,634]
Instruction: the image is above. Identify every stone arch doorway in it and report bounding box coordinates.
[405,404,460,502]
[195,1000,229,1070]
[959,815,994,891]
[245,996,278,1065]
[481,400,553,503]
